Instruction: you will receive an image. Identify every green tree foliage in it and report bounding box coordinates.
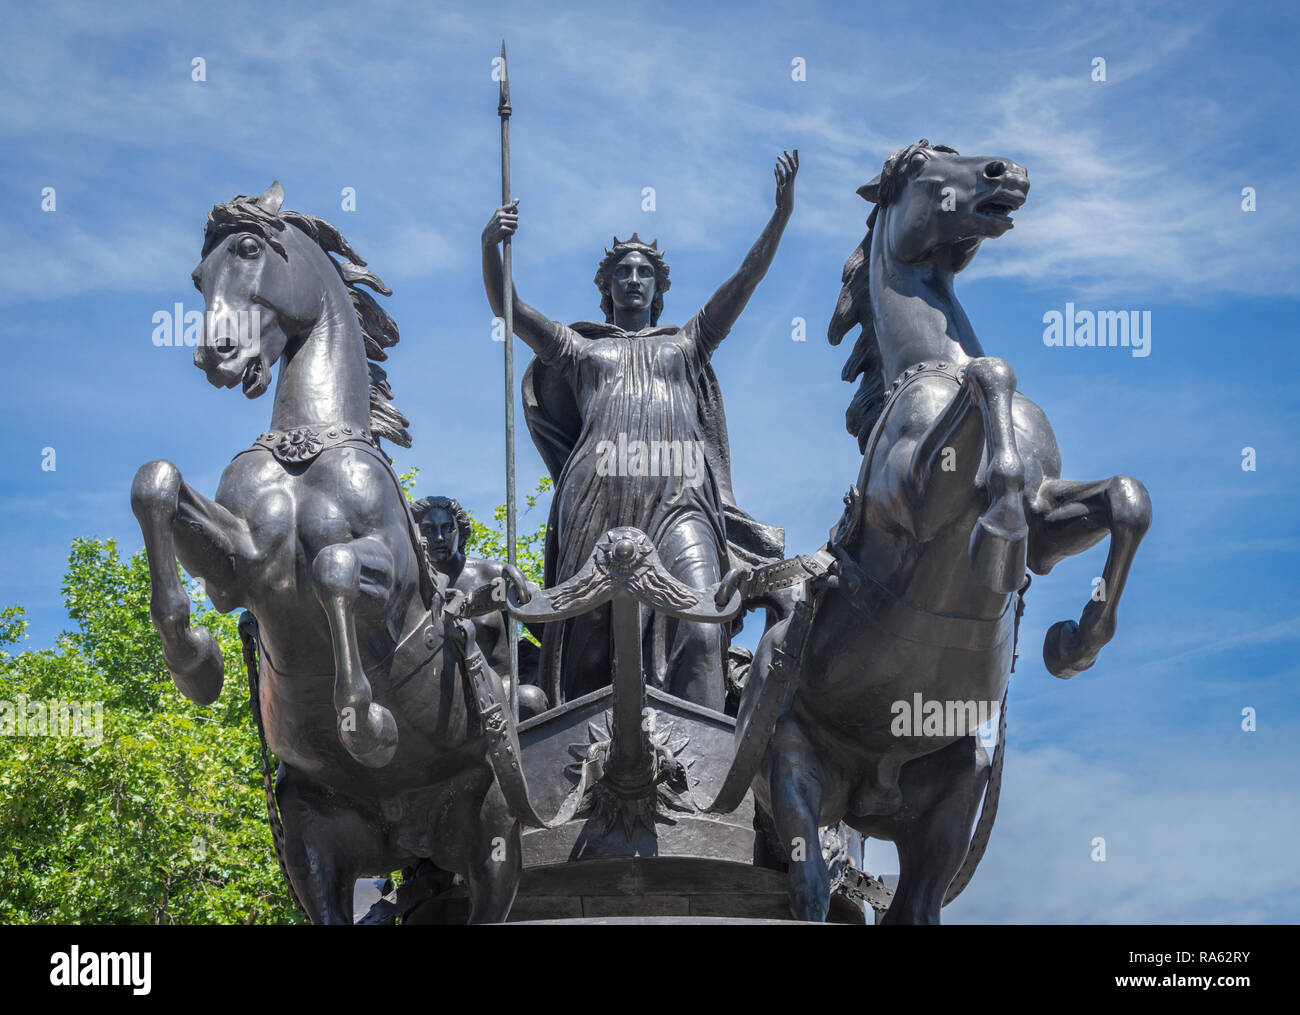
[0,469,553,924]
[0,539,303,924]
[464,477,552,590]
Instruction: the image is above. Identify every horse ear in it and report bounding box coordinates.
[856,175,882,204]
[256,181,284,214]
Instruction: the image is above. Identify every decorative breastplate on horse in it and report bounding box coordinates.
[884,359,965,401]
[250,424,380,465]
[233,422,440,612]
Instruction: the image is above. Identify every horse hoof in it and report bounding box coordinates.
[969,510,1027,595]
[1043,620,1094,679]
[339,702,399,768]
[167,627,224,705]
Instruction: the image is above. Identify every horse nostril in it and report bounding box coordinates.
[984,161,1006,179]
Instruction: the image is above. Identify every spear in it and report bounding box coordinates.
[497,41,519,719]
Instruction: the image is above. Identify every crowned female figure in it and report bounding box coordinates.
[481,152,797,710]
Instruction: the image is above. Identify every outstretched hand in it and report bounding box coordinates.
[775,149,798,214]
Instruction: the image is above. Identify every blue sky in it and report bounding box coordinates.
[1,0,1297,922]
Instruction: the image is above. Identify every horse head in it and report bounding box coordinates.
[859,141,1029,274]
[191,182,321,397]
[829,142,1030,450]
[189,181,410,447]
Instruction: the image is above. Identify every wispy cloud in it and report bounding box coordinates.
[943,745,1300,923]
[7,1,1296,303]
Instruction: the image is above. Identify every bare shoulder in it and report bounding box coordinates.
[456,556,508,591]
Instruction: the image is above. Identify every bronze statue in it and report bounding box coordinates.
[413,495,549,718]
[128,50,1154,925]
[481,153,797,711]
[704,142,1151,922]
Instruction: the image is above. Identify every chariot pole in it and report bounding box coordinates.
[497,42,519,719]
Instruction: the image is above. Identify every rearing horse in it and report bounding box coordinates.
[724,142,1150,923]
[131,182,534,923]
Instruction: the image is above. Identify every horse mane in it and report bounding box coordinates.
[827,206,886,454]
[202,196,412,448]
[829,140,960,453]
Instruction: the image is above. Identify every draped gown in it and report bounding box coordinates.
[532,311,733,709]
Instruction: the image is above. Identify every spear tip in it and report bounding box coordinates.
[498,41,511,117]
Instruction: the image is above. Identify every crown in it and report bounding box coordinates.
[605,232,661,256]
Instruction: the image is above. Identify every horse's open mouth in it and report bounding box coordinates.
[976,193,1025,223]
[242,358,269,398]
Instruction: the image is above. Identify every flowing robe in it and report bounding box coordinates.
[522,311,784,707]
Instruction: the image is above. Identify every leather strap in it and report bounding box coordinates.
[238,612,308,921]
[444,617,585,830]
[446,580,507,620]
[738,554,828,601]
[698,578,826,814]
[943,684,1008,906]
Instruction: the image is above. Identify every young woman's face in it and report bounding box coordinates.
[609,250,656,315]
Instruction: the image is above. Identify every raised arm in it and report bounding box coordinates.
[481,200,562,356]
[701,150,798,337]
